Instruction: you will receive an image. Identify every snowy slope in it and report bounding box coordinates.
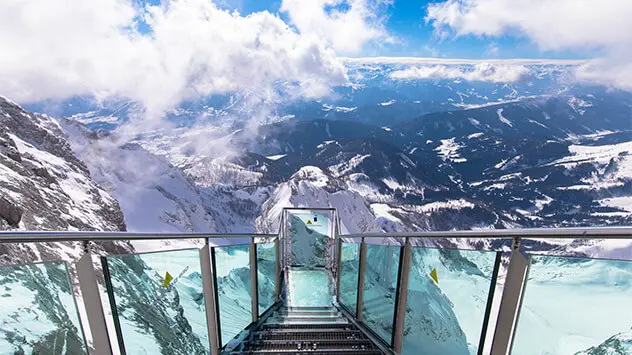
[255,166,382,234]
[61,120,270,233]
[0,97,125,232]
[575,327,632,355]
[512,255,632,355]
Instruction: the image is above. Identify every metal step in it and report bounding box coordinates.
[276,310,341,317]
[243,340,378,352]
[229,306,386,355]
[266,316,348,324]
[260,323,355,330]
[234,352,382,354]
[244,339,374,347]
[252,330,365,341]
[280,306,335,312]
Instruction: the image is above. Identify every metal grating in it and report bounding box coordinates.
[231,306,386,354]
[261,323,354,330]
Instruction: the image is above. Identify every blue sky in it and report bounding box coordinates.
[202,0,596,60]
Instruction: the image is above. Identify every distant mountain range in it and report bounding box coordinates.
[1,59,632,354]
[2,60,631,243]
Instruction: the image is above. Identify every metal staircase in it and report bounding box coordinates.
[228,306,385,354]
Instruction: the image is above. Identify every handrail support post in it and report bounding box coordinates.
[392,238,412,354]
[200,242,220,355]
[274,238,281,302]
[76,248,113,355]
[335,237,343,304]
[250,240,259,322]
[356,238,367,321]
[490,237,529,355]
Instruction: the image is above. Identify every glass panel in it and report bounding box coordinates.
[103,248,209,354]
[362,244,401,344]
[0,261,88,354]
[403,248,500,355]
[287,267,333,307]
[289,212,330,266]
[256,242,276,314]
[339,241,361,314]
[213,244,252,347]
[512,255,632,355]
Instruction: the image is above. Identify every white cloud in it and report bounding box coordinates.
[0,0,349,120]
[574,57,632,91]
[486,43,499,56]
[425,0,632,89]
[280,0,392,55]
[389,62,529,83]
[426,0,632,50]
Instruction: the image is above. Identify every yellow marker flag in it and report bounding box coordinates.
[430,268,439,284]
[307,220,313,225]
[163,271,174,288]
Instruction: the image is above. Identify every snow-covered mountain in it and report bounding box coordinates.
[576,327,632,354]
[22,60,585,130]
[0,96,125,232]
[59,120,272,234]
[0,96,133,353]
[1,59,632,355]
[12,81,630,239]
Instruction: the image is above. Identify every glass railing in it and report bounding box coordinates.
[282,208,337,308]
[0,260,88,354]
[511,254,632,355]
[256,241,276,315]
[362,241,402,345]
[287,211,332,267]
[0,233,279,355]
[102,248,210,354]
[402,246,501,355]
[0,226,630,355]
[339,239,361,315]
[286,267,333,307]
[211,243,252,347]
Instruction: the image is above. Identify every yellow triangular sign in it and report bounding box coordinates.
[163,271,174,288]
[307,220,312,225]
[430,268,438,284]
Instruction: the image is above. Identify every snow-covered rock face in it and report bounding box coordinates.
[0,97,126,232]
[255,166,382,235]
[61,120,271,234]
[291,166,331,188]
[0,98,136,355]
[575,327,632,355]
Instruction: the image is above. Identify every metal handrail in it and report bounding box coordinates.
[338,226,632,239]
[0,232,278,243]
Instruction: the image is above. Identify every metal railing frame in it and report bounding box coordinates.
[0,232,277,355]
[336,226,632,355]
[1,226,632,354]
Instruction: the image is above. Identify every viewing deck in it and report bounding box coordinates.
[0,207,631,355]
